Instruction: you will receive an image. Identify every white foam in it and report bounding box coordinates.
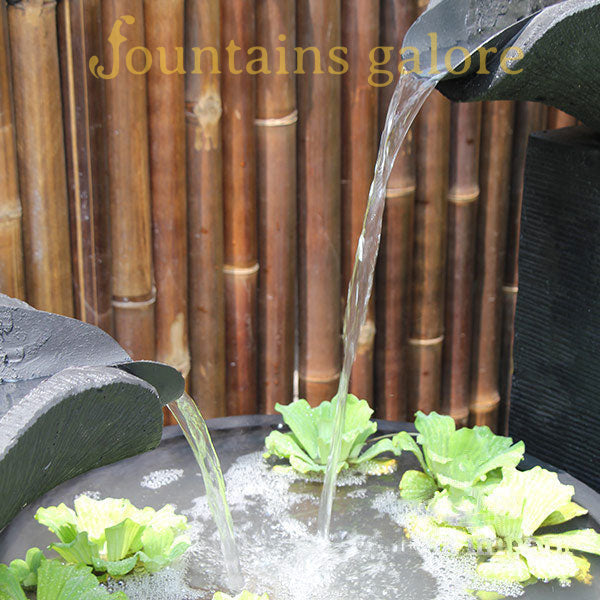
[141,469,185,490]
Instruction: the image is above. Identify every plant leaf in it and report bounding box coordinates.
[0,564,26,600]
[483,467,574,537]
[353,439,397,464]
[73,497,138,544]
[477,551,531,583]
[51,532,100,567]
[35,504,78,544]
[36,561,128,600]
[540,502,588,527]
[392,432,429,475]
[399,470,437,501]
[105,519,143,562]
[8,548,45,590]
[534,529,600,555]
[274,400,319,460]
[518,546,579,581]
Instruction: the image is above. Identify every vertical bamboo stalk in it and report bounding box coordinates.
[547,107,577,129]
[8,0,73,316]
[102,1,154,359]
[499,101,546,433]
[441,102,481,425]
[256,0,297,413]
[297,0,342,405]
[186,0,226,418]
[375,0,416,420]
[222,0,258,415]
[144,0,189,383]
[58,0,112,332]
[341,0,379,404]
[0,0,25,300]
[408,91,450,416]
[470,101,515,428]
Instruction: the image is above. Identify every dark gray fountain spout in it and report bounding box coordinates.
[0,294,185,531]
[404,0,600,130]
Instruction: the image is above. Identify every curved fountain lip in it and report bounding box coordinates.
[0,295,185,532]
[434,0,600,130]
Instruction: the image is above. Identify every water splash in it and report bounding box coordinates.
[168,393,244,590]
[317,72,442,538]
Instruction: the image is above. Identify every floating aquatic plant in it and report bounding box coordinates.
[35,496,190,578]
[263,395,398,475]
[395,411,525,500]
[0,560,128,600]
[396,412,600,589]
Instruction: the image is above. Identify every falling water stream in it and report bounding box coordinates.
[317,71,443,538]
[168,393,244,590]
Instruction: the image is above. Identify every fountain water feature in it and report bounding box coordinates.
[167,393,244,590]
[317,70,443,538]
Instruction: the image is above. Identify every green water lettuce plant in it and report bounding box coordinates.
[263,395,398,475]
[394,411,525,500]
[2,547,46,591]
[395,412,600,589]
[35,496,190,577]
[0,560,128,600]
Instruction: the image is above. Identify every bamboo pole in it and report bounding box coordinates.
[186,0,226,418]
[0,1,25,300]
[256,0,297,413]
[222,0,258,415]
[58,0,112,332]
[8,0,73,316]
[441,102,481,425]
[144,0,189,382]
[408,93,450,415]
[375,0,416,420]
[470,101,515,428]
[499,101,547,433]
[297,0,342,406]
[102,1,155,359]
[547,107,577,129]
[341,0,379,404]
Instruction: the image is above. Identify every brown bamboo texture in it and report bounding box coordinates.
[442,102,481,425]
[375,0,416,421]
[256,0,297,413]
[297,0,342,406]
[8,0,73,316]
[0,1,25,300]
[144,0,189,384]
[547,107,577,129]
[58,0,112,332]
[341,0,379,404]
[408,89,450,415]
[470,101,515,428]
[222,0,258,415]
[186,0,226,418]
[101,1,154,359]
[499,101,547,433]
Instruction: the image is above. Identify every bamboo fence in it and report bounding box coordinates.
[0,0,574,430]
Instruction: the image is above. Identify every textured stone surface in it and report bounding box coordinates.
[510,128,600,492]
[0,296,184,531]
[437,0,600,131]
[0,366,163,531]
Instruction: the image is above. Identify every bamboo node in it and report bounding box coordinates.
[408,335,445,346]
[255,110,298,128]
[223,263,260,276]
[0,206,23,222]
[300,371,341,384]
[502,284,519,294]
[112,287,157,309]
[448,190,480,204]
[386,184,417,199]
